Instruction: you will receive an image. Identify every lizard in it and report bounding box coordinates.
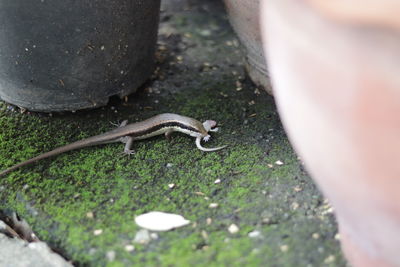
[0,113,226,176]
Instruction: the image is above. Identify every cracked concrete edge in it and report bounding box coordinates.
[0,221,72,267]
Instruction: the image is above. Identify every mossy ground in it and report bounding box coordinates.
[0,0,347,266]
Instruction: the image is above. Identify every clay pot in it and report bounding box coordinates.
[261,0,400,266]
[0,0,161,111]
[223,0,272,94]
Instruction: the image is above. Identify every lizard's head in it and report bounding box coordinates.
[201,120,219,142]
[202,120,217,131]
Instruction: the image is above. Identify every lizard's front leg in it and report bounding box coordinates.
[110,119,128,128]
[119,120,128,127]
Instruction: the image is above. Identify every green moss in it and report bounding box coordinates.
[0,88,344,265]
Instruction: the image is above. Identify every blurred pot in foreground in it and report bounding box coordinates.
[223,0,272,94]
[261,0,400,266]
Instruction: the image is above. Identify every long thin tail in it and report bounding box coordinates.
[1,148,72,177]
[0,133,117,177]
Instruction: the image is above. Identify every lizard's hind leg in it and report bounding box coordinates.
[120,136,135,155]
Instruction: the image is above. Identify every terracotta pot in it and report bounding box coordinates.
[261,0,400,266]
[223,0,272,94]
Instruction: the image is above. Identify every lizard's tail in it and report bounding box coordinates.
[0,144,84,177]
[0,156,46,177]
[0,136,111,177]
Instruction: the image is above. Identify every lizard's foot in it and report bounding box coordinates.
[118,150,135,160]
[119,120,128,127]
[124,149,135,155]
[110,120,128,128]
[110,121,119,127]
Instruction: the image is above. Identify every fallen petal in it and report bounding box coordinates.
[135,211,190,231]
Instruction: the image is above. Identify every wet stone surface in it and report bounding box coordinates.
[0,231,72,267]
[0,0,347,266]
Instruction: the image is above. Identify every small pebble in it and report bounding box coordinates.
[312,233,320,239]
[293,186,303,192]
[228,224,239,234]
[324,255,336,264]
[134,229,151,244]
[201,230,209,240]
[262,217,270,224]
[150,233,159,240]
[214,179,221,184]
[168,183,175,189]
[125,245,135,252]
[209,203,219,208]
[280,245,289,252]
[291,202,299,210]
[248,230,261,238]
[93,229,103,236]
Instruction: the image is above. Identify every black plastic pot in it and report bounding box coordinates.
[0,0,160,111]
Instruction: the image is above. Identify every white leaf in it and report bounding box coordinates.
[135,211,190,231]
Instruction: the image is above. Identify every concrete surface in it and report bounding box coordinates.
[0,229,71,267]
[0,0,347,266]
